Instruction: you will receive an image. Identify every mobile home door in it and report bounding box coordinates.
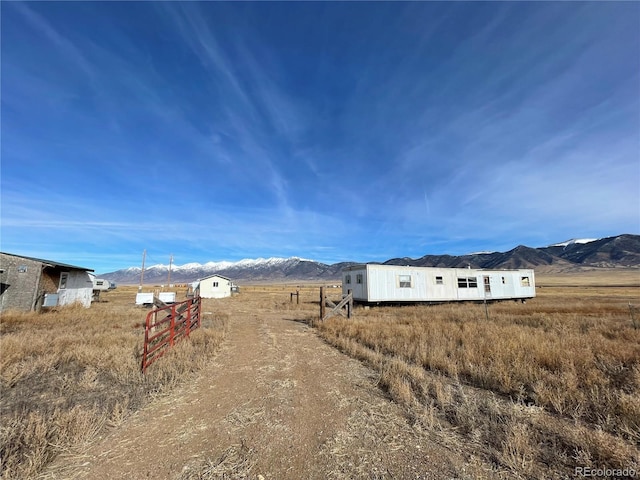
[483,276,491,299]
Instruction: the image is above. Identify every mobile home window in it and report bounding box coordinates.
[521,276,531,287]
[345,274,351,285]
[59,272,68,289]
[356,274,363,284]
[398,275,412,288]
[213,281,219,287]
[457,277,478,288]
[435,276,443,285]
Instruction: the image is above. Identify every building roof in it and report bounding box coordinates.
[198,273,231,281]
[342,263,533,273]
[0,252,94,272]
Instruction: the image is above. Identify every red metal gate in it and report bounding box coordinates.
[141,296,202,373]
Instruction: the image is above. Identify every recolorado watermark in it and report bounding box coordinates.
[575,466,637,478]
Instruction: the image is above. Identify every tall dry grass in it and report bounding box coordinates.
[0,287,227,480]
[3,278,638,479]
[314,282,640,479]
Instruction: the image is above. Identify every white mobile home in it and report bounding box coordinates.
[91,276,116,292]
[197,274,232,299]
[90,274,116,302]
[342,264,535,303]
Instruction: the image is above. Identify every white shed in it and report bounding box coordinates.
[197,274,232,299]
[342,264,535,303]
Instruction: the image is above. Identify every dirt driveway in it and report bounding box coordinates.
[43,296,496,479]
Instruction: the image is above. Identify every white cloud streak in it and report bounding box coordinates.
[2,2,637,270]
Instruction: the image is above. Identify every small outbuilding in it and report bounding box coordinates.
[342,264,535,303]
[197,274,233,299]
[0,252,95,312]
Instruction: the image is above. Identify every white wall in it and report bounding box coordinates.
[199,275,231,299]
[342,267,368,300]
[344,265,535,303]
[57,270,93,308]
[368,266,429,302]
[423,269,459,301]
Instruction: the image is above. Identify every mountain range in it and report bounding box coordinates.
[100,234,640,284]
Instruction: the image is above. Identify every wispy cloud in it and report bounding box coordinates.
[8,2,97,82]
[2,2,637,271]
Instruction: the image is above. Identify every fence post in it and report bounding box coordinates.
[630,303,638,329]
[290,290,300,304]
[169,304,176,346]
[152,309,158,334]
[320,287,325,320]
[141,310,151,373]
[196,296,202,328]
[186,298,192,337]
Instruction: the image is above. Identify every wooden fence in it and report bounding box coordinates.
[320,287,353,321]
[141,296,202,373]
[290,290,300,304]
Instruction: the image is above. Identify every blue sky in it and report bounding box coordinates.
[2,2,639,273]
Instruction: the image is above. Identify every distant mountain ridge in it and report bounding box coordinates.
[383,235,640,270]
[100,234,640,284]
[103,257,348,284]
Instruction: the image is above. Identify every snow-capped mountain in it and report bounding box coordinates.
[141,257,313,274]
[549,238,599,248]
[101,257,348,284]
[99,234,640,284]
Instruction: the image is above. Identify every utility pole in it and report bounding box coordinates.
[167,254,173,287]
[139,249,146,291]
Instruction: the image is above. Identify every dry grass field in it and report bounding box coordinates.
[1,271,639,479]
[314,272,640,478]
[0,287,228,480]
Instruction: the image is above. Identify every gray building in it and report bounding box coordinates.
[0,252,94,312]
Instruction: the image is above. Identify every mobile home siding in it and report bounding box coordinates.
[57,270,93,308]
[343,264,535,303]
[367,267,429,302]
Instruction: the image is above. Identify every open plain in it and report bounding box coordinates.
[1,270,639,479]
